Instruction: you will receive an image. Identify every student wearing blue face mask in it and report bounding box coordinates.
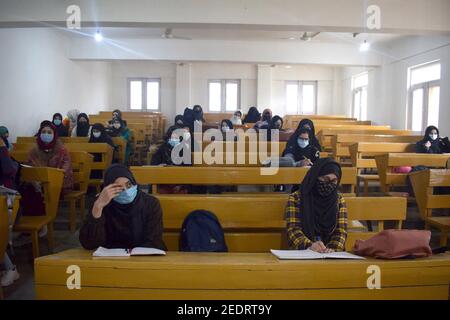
[79,164,167,250]
[282,128,320,167]
[52,113,69,137]
[151,126,184,166]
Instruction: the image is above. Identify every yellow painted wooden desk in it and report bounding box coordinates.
[35,249,450,300]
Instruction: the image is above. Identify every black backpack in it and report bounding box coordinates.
[180,210,228,252]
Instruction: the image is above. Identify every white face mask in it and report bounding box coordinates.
[113,123,121,129]
[429,134,438,141]
[222,126,230,133]
[92,131,101,138]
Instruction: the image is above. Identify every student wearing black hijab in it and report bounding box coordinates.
[285,158,347,252]
[174,114,184,127]
[71,113,91,137]
[108,109,128,127]
[89,123,114,148]
[192,105,205,122]
[415,125,450,154]
[52,113,69,137]
[294,118,322,151]
[282,128,320,166]
[79,164,167,250]
[151,126,183,165]
[243,107,261,123]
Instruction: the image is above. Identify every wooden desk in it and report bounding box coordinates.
[34,249,450,300]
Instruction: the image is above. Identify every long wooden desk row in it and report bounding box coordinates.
[131,166,358,194]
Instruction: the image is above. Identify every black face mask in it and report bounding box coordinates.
[315,180,337,197]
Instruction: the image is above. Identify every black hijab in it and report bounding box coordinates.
[294,118,322,151]
[52,113,69,137]
[89,123,114,147]
[108,119,126,137]
[220,119,234,130]
[174,115,184,127]
[243,107,261,123]
[193,105,204,122]
[112,109,122,120]
[299,158,342,241]
[76,113,90,137]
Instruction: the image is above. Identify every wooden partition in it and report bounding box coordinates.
[131,166,357,194]
[375,153,450,192]
[332,135,421,162]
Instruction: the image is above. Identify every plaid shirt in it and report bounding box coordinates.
[285,190,348,251]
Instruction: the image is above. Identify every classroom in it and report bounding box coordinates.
[0,0,449,303]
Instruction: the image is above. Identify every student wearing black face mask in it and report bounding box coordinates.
[282,128,320,167]
[415,125,450,154]
[71,113,92,137]
[52,113,69,137]
[285,158,347,252]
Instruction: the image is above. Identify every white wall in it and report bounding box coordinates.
[0,28,111,141]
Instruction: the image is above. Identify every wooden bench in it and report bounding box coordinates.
[332,134,421,163]
[131,166,358,194]
[13,167,64,259]
[317,128,413,151]
[376,153,450,193]
[349,142,416,195]
[157,195,406,252]
[34,249,450,300]
[410,169,450,247]
[61,152,93,233]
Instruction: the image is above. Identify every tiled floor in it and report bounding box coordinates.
[1,191,448,300]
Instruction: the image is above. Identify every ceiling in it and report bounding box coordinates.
[73,27,405,45]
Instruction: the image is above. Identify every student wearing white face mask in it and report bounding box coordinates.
[415,125,450,154]
[282,128,320,167]
[230,111,242,125]
[220,119,237,141]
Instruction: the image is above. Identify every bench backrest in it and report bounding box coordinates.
[131,166,357,193]
[409,169,450,218]
[20,167,64,220]
[70,152,94,193]
[156,195,406,252]
[349,142,417,169]
[375,153,450,192]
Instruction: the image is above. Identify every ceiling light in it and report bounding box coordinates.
[359,40,370,52]
[285,65,292,69]
[94,30,103,42]
[288,37,296,40]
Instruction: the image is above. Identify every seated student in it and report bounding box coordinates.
[108,109,127,127]
[106,118,131,165]
[0,136,20,287]
[79,164,167,250]
[52,113,69,137]
[282,128,320,167]
[264,115,284,141]
[151,126,183,166]
[230,111,243,125]
[71,113,92,137]
[243,106,261,124]
[254,108,272,130]
[65,109,80,134]
[295,118,322,151]
[220,119,237,141]
[415,125,450,154]
[0,126,13,152]
[192,105,205,123]
[174,114,184,128]
[89,123,115,178]
[28,121,74,195]
[285,158,347,252]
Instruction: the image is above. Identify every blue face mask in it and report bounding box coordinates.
[114,185,138,204]
[40,133,54,144]
[53,119,62,126]
[168,138,180,147]
[297,138,309,149]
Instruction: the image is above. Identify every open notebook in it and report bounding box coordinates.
[271,249,365,260]
[93,246,166,257]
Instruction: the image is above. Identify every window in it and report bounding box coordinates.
[285,81,317,114]
[407,61,440,132]
[208,80,240,112]
[127,78,161,111]
[351,72,368,121]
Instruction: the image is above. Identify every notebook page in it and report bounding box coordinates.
[270,249,323,260]
[93,247,130,257]
[130,247,166,256]
[322,251,365,260]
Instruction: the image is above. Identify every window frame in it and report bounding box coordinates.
[406,61,441,132]
[127,77,161,111]
[284,80,318,115]
[207,79,241,112]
